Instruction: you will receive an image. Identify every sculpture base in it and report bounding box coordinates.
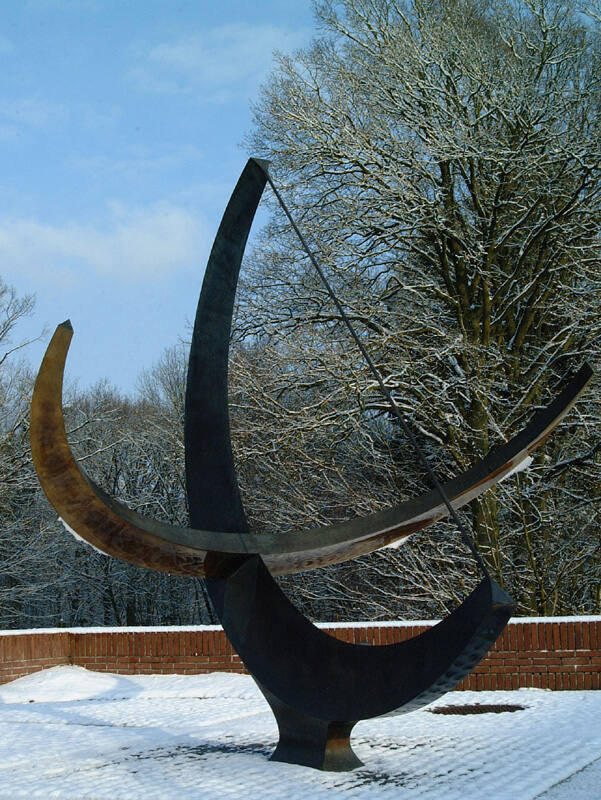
[261,685,362,771]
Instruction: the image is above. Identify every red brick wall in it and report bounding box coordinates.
[0,632,71,682]
[0,618,599,689]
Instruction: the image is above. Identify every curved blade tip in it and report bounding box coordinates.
[250,157,271,175]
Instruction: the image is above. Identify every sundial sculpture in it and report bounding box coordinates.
[31,159,592,771]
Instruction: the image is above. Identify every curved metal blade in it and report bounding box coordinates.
[185,159,267,533]
[30,320,592,576]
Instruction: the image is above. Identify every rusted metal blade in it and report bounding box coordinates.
[30,321,592,577]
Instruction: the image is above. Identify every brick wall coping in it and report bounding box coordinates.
[1,614,600,636]
[1,616,598,690]
[320,616,601,628]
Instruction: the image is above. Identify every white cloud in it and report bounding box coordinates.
[0,203,209,283]
[0,124,19,141]
[0,34,13,55]
[24,0,101,10]
[1,97,67,129]
[132,22,308,102]
[69,144,204,179]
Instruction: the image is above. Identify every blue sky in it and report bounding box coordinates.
[1,0,314,393]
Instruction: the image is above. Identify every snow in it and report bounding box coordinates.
[59,516,111,557]
[0,666,598,799]
[319,614,601,628]
[0,624,223,636]
[498,454,533,482]
[2,615,599,636]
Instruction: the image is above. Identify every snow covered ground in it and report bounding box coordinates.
[0,666,598,799]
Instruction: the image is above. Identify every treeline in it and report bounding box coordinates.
[1,333,214,629]
[0,275,599,629]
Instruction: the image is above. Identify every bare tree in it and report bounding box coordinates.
[0,278,59,626]
[237,0,601,614]
[0,307,217,627]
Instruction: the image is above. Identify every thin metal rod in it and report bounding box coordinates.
[264,170,489,578]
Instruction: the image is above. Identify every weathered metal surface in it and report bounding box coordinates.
[29,321,207,577]
[185,161,265,535]
[206,553,513,768]
[30,320,591,577]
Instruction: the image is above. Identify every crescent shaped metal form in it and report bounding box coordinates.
[30,158,593,771]
[31,322,592,577]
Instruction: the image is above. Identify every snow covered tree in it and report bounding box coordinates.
[239,0,601,613]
